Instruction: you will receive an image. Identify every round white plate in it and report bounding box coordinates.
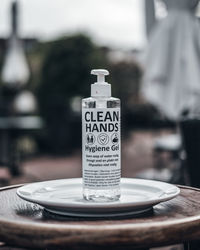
[17,178,180,217]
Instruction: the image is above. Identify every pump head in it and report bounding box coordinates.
[91,69,111,97]
[91,69,109,83]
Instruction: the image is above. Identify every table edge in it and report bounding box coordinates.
[0,183,200,248]
[0,183,199,230]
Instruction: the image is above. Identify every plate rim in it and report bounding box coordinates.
[16,178,180,209]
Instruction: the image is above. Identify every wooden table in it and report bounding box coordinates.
[0,184,200,250]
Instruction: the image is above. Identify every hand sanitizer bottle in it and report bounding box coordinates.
[82,69,121,202]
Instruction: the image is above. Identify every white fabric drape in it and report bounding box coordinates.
[142,0,200,120]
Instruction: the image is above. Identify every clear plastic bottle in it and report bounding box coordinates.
[82,69,121,202]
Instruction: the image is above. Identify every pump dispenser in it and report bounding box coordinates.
[82,69,121,202]
[91,69,111,97]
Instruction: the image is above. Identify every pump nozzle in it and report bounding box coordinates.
[91,69,109,83]
[91,69,111,97]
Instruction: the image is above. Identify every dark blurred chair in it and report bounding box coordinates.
[0,116,43,176]
[137,133,187,184]
[180,117,200,188]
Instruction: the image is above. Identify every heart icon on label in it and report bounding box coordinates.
[97,133,109,145]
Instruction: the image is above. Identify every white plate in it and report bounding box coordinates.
[17,178,180,217]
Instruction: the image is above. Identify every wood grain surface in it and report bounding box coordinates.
[0,185,200,249]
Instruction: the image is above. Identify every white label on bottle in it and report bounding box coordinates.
[82,108,121,189]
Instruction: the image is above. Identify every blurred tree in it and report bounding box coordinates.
[36,34,108,154]
[31,34,166,155]
[110,61,142,108]
[109,61,142,135]
[109,61,171,131]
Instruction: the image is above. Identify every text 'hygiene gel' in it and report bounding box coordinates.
[82,69,121,202]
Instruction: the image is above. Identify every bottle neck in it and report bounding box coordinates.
[91,83,111,97]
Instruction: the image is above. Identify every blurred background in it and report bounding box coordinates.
[0,0,200,197]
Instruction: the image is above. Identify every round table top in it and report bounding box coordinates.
[0,184,200,249]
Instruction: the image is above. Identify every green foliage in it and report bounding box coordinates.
[109,61,142,109]
[36,34,109,154]
[35,34,157,154]
[38,34,108,103]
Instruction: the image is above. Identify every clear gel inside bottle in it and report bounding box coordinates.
[82,69,121,202]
